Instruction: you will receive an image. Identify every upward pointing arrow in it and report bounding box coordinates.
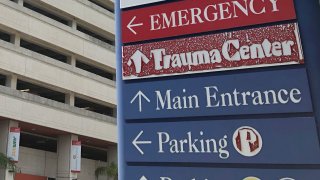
[130,91,150,112]
[140,176,148,180]
[127,50,150,74]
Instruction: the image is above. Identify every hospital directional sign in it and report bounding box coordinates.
[122,23,304,80]
[117,0,320,180]
[125,117,320,164]
[124,68,312,120]
[122,0,296,43]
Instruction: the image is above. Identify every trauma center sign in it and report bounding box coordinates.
[123,23,303,80]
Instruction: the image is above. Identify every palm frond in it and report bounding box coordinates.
[95,162,118,180]
[0,153,18,172]
[95,166,108,178]
[0,153,9,168]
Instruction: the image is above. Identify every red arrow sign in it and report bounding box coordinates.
[122,0,296,43]
[122,23,304,80]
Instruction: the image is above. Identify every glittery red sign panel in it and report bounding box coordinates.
[122,23,304,80]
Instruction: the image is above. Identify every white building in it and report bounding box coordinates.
[0,0,117,179]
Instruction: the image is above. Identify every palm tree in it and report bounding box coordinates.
[95,162,118,180]
[0,153,17,172]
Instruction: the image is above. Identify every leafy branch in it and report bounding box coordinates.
[0,153,18,172]
[95,162,118,180]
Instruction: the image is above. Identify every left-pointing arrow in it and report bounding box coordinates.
[127,16,143,35]
[133,131,152,155]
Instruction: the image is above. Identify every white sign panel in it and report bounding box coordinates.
[70,141,81,173]
[120,0,164,8]
[7,127,20,162]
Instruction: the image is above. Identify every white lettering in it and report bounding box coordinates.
[150,14,161,30]
[269,0,280,12]
[204,87,303,108]
[205,86,220,108]
[250,0,266,14]
[148,0,280,30]
[156,131,229,159]
[160,177,172,180]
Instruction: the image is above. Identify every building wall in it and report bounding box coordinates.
[0,86,117,143]
[0,0,117,179]
[17,147,58,178]
[0,1,116,71]
[0,41,116,106]
[78,158,108,180]
[0,0,116,140]
[17,147,109,179]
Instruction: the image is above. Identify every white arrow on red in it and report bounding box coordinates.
[127,50,150,74]
[127,16,143,35]
[132,131,152,155]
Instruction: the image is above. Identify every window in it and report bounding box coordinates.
[0,74,6,86]
[20,39,68,63]
[75,97,114,116]
[20,132,57,153]
[82,145,107,162]
[17,80,66,103]
[88,0,114,13]
[76,60,114,80]
[77,25,114,45]
[0,30,11,42]
[23,1,70,26]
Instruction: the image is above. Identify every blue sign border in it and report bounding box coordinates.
[117,1,320,180]
[126,166,320,180]
[124,117,320,164]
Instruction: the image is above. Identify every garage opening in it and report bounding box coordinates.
[0,74,6,86]
[75,97,114,117]
[77,24,114,45]
[23,1,70,26]
[20,39,68,63]
[76,60,114,80]
[0,30,11,43]
[17,79,66,103]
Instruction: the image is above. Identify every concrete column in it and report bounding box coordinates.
[16,0,23,6]
[70,19,77,30]
[107,145,117,164]
[5,74,17,89]
[107,145,118,180]
[65,92,75,106]
[67,55,76,67]
[57,134,78,180]
[11,34,20,47]
[112,108,117,118]
[0,120,19,180]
